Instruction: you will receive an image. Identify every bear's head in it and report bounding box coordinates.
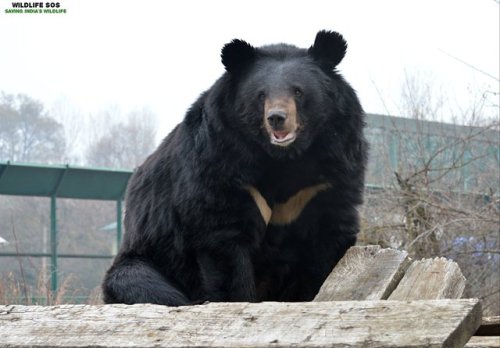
[220,30,360,159]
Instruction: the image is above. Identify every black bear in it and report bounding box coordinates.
[102,30,367,305]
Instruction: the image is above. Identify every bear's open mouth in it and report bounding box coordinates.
[271,131,297,146]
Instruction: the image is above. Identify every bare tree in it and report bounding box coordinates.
[86,108,157,169]
[360,74,500,315]
[0,93,65,163]
[50,97,87,164]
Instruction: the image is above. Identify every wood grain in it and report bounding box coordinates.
[315,245,411,301]
[0,300,481,348]
[465,336,500,348]
[388,257,466,300]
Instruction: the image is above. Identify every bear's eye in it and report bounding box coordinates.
[294,88,303,98]
[258,92,266,101]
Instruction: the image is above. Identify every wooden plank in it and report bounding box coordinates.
[314,245,411,301]
[476,316,500,336]
[0,300,481,348]
[388,257,466,300]
[465,336,500,348]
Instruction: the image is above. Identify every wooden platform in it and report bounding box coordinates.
[1,246,498,347]
[0,300,482,347]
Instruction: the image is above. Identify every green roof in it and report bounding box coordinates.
[0,161,133,200]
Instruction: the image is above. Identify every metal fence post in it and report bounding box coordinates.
[116,200,122,247]
[50,195,58,293]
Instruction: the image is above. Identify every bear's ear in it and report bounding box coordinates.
[308,30,347,70]
[221,39,257,73]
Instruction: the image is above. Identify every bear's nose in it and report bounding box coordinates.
[266,111,287,130]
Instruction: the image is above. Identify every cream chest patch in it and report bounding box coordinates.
[245,183,331,225]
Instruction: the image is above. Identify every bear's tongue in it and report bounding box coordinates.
[273,131,289,140]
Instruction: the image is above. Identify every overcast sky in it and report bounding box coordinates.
[1,0,498,139]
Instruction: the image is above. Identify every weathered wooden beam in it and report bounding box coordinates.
[476,316,500,336]
[465,336,500,348]
[0,300,481,348]
[388,257,466,300]
[315,245,411,301]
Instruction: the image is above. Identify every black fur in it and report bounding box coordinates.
[308,30,347,71]
[102,30,368,305]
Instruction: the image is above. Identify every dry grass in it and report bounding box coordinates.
[0,271,101,305]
